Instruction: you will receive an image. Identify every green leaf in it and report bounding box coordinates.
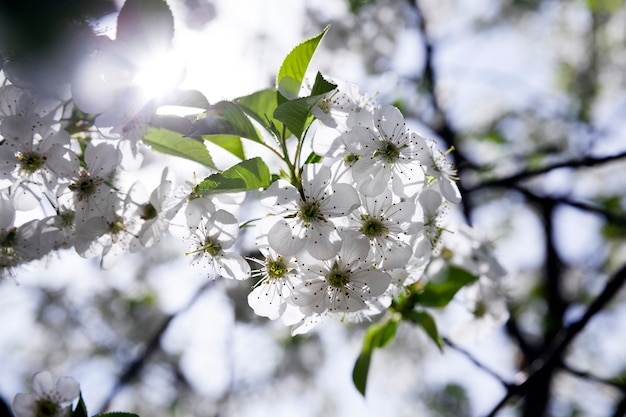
[586,0,621,12]
[310,71,337,96]
[409,310,444,350]
[235,88,286,137]
[71,393,88,417]
[151,114,195,134]
[349,0,376,13]
[157,89,210,109]
[188,101,263,144]
[276,26,330,99]
[274,72,337,139]
[304,152,323,164]
[352,350,372,397]
[143,127,215,169]
[203,135,245,160]
[415,266,478,308]
[352,318,398,396]
[273,95,318,139]
[94,413,140,417]
[193,157,271,195]
[116,0,174,51]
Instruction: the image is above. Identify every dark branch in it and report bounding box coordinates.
[443,337,513,389]
[612,394,626,417]
[486,262,626,416]
[411,0,474,224]
[97,281,215,413]
[468,150,626,193]
[492,184,626,226]
[561,363,626,392]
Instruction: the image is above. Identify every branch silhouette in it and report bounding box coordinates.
[486,262,626,416]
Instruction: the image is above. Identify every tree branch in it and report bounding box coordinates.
[443,337,513,389]
[97,281,215,413]
[486,262,626,416]
[561,363,626,392]
[468,150,626,193]
[411,0,474,224]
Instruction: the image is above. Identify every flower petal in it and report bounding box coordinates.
[31,371,54,398]
[54,377,80,403]
[12,393,36,417]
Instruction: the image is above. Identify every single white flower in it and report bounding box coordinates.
[0,85,63,129]
[37,208,77,252]
[135,168,185,248]
[185,199,250,280]
[12,371,80,417]
[261,164,360,260]
[0,126,79,210]
[346,190,421,269]
[0,197,47,277]
[340,105,424,197]
[417,140,462,204]
[312,81,377,132]
[74,185,142,268]
[292,232,392,315]
[247,246,303,321]
[61,143,122,224]
[449,275,509,343]
[417,188,448,254]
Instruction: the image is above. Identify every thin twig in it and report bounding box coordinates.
[561,363,626,392]
[97,280,215,413]
[485,262,626,416]
[468,150,626,193]
[443,337,513,389]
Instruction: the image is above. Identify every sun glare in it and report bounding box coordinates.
[132,50,186,101]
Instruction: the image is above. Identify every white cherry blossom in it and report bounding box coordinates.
[346,190,421,269]
[247,246,303,321]
[12,371,79,417]
[135,168,185,248]
[61,142,122,224]
[0,127,79,210]
[417,139,462,204]
[340,104,424,197]
[293,232,392,315]
[185,198,250,280]
[261,164,359,260]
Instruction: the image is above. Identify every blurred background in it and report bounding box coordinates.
[2,0,626,416]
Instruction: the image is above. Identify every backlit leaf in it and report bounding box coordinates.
[143,127,215,169]
[193,157,270,195]
[276,26,329,99]
[188,101,262,143]
[352,318,398,396]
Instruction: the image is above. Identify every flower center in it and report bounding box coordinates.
[69,171,102,201]
[202,238,222,257]
[299,199,322,226]
[109,216,126,235]
[59,211,75,228]
[266,256,287,280]
[17,151,45,173]
[374,141,401,164]
[343,153,361,164]
[359,214,388,238]
[35,398,60,417]
[140,203,158,220]
[325,261,349,288]
[1,228,17,248]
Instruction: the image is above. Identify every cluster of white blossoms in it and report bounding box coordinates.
[0,82,182,273]
[246,84,472,335]
[0,72,505,336]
